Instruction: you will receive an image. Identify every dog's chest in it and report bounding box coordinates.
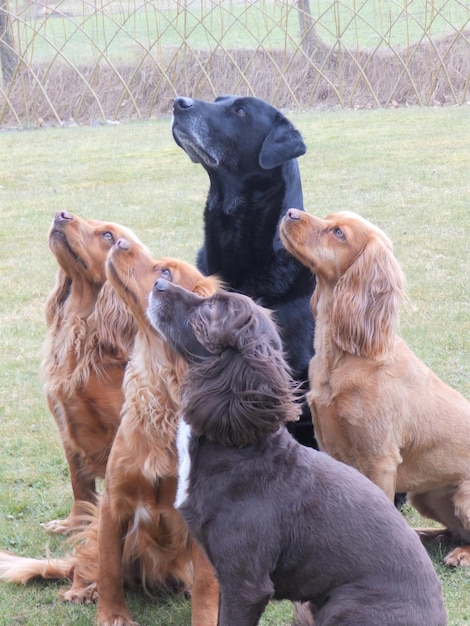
[204,221,279,297]
[208,212,275,253]
[175,418,193,509]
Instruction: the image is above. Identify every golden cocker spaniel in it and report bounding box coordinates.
[280,208,470,566]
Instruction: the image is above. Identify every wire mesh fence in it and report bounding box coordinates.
[0,0,469,127]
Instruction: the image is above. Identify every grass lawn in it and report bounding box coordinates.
[0,105,469,624]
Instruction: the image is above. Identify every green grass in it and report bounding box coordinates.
[0,105,469,624]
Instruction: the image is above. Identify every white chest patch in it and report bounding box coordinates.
[175,418,192,509]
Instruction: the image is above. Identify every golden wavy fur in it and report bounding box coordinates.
[280,209,470,567]
[95,243,220,626]
[0,237,220,626]
[42,211,138,533]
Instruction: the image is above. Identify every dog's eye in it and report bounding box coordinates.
[234,107,246,117]
[332,227,345,241]
[101,231,114,243]
[160,268,172,280]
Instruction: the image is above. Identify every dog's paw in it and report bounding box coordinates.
[444,546,470,567]
[97,612,140,626]
[41,518,73,535]
[61,582,98,604]
[292,601,315,626]
[415,527,451,545]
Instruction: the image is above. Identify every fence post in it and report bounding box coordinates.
[0,0,16,84]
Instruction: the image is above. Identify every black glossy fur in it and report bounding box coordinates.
[172,95,316,447]
[148,281,446,626]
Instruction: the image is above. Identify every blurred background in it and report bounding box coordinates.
[0,0,469,127]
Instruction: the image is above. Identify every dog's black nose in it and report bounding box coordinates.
[154,278,170,292]
[174,96,194,111]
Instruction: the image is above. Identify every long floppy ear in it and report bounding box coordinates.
[89,282,137,358]
[331,237,405,358]
[310,283,320,319]
[192,275,222,298]
[182,303,300,447]
[259,115,306,169]
[44,268,72,326]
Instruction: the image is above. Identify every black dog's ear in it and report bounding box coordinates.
[259,115,306,169]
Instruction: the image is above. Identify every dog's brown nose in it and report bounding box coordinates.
[286,208,301,221]
[174,96,194,111]
[54,210,73,224]
[116,238,130,251]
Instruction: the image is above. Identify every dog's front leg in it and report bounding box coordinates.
[217,581,272,626]
[191,543,219,626]
[96,492,136,626]
[364,458,399,502]
[61,568,98,604]
[42,438,97,533]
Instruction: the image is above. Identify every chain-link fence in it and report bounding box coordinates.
[0,0,469,127]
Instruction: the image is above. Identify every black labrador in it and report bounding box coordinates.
[147,280,446,626]
[172,95,316,447]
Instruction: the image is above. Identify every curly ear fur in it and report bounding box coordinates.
[85,282,137,362]
[181,296,300,447]
[45,268,72,326]
[331,236,405,358]
[192,276,222,298]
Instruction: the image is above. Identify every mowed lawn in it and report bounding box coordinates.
[0,105,469,625]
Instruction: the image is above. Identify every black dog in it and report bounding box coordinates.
[148,280,446,626]
[172,95,316,447]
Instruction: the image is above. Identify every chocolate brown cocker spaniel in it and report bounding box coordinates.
[147,281,446,626]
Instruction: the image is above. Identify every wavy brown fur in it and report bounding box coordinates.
[147,276,446,625]
[97,245,221,626]
[181,291,301,447]
[0,241,221,625]
[280,208,470,568]
[42,211,138,533]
